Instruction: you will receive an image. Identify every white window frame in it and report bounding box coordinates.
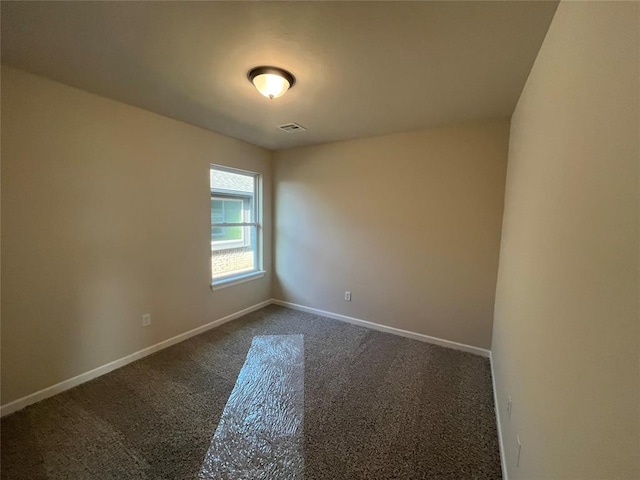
[210,164,264,289]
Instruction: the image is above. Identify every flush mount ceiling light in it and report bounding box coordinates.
[248,66,296,100]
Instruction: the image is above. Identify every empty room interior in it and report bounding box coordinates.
[1,1,638,479]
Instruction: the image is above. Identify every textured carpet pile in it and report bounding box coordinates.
[1,305,502,479]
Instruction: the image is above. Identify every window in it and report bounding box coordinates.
[210,165,263,288]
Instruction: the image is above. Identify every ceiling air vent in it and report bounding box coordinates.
[278,123,306,133]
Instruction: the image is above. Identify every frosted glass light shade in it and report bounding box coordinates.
[251,73,290,99]
[248,67,296,100]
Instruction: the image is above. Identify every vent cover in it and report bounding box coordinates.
[278,123,306,133]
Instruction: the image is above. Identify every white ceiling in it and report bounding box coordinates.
[1,1,558,150]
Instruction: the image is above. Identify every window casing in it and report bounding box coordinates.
[210,165,263,287]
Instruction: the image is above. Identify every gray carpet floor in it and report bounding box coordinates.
[1,305,502,479]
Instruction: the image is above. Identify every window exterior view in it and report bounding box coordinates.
[210,165,261,284]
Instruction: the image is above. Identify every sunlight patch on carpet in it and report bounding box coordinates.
[199,334,304,479]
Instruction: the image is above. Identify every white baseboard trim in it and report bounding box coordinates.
[271,299,491,358]
[0,299,272,418]
[490,353,508,480]
[2,298,496,420]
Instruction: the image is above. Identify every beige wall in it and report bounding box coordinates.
[273,121,509,349]
[492,2,639,479]
[0,67,273,405]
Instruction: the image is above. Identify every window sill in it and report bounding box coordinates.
[210,270,266,291]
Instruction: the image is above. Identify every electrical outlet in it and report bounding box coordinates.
[507,396,513,420]
[516,435,522,467]
[344,291,351,302]
[142,314,151,327]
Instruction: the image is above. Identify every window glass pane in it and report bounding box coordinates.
[211,224,243,242]
[223,200,243,223]
[211,226,257,279]
[212,200,223,223]
[211,198,244,225]
[210,169,255,196]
